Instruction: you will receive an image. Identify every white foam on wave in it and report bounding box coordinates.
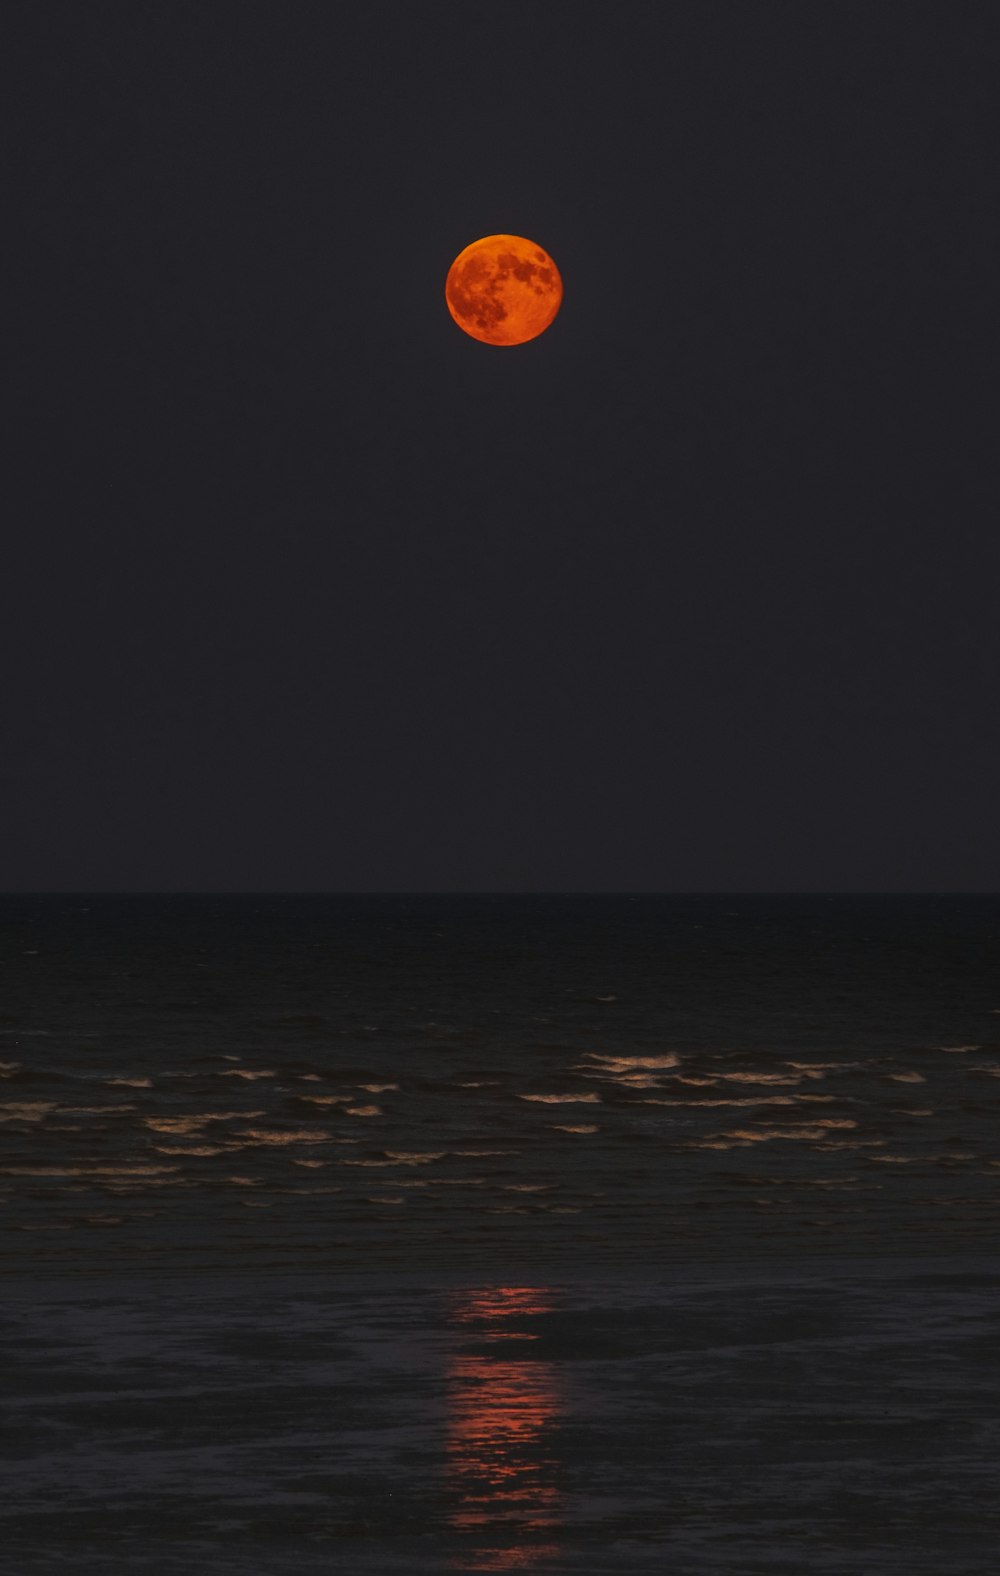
[585,1053,681,1070]
[720,1071,805,1086]
[713,1119,859,1144]
[518,1092,602,1104]
[233,1127,333,1145]
[144,1112,265,1133]
[641,1095,798,1109]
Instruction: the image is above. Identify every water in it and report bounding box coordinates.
[3,894,999,1270]
[3,895,1000,1569]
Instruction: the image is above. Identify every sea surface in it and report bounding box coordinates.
[3,894,1000,1570]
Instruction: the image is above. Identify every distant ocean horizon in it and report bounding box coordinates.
[4,892,999,1274]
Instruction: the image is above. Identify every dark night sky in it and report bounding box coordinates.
[4,1,997,891]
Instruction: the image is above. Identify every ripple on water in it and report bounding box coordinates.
[518,1093,602,1105]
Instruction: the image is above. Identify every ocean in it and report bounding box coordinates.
[3,894,999,1570]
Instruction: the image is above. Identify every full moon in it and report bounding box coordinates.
[445,235,562,347]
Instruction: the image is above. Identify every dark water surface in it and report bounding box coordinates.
[3,895,999,1569]
[6,1259,1000,1573]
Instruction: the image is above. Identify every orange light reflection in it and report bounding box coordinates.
[446,1287,563,1570]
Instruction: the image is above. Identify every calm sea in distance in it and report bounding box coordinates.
[4,893,999,1272]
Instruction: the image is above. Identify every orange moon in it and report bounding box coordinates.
[445,235,562,347]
